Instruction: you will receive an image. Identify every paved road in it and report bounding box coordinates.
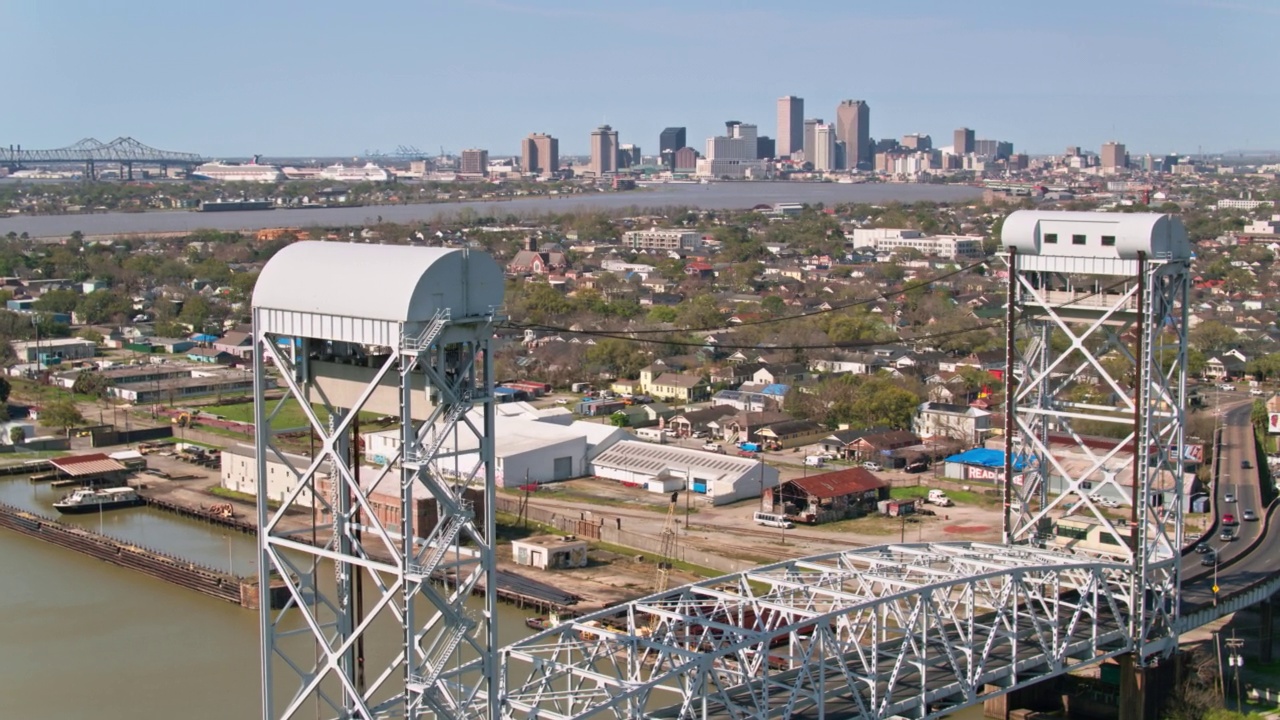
[1183,400,1273,608]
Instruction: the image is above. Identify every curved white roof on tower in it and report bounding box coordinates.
[1001,210,1190,261]
[253,242,503,323]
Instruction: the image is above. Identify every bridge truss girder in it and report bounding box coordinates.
[497,544,1134,720]
[253,310,500,720]
[1003,250,1190,663]
[0,136,203,164]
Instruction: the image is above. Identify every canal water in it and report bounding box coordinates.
[1,476,985,719]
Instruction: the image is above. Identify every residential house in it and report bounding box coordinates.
[846,430,921,464]
[612,402,675,428]
[754,419,828,449]
[507,238,568,276]
[214,331,254,360]
[1204,349,1248,380]
[816,427,893,458]
[647,373,710,403]
[913,402,993,446]
[719,410,792,444]
[666,405,740,438]
[752,363,808,386]
[711,389,782,412]
[776,469,888,524]
[810,352,884,375]
[710,362,763,389]
[187,347,234,365]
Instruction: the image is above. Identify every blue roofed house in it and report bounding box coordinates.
[942,448,1027,484]
[187,347,234,364]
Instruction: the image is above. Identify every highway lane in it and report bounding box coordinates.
[1183,399,1272,609]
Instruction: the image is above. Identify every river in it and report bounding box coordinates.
[0,182,982,239]
[0,474,986,719]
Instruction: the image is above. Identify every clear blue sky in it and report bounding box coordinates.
[5,0,1274,158]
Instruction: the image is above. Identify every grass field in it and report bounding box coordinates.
[208,398,383,431]
[890,485,1000,507]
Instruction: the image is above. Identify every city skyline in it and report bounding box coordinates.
[5,0,1277,157]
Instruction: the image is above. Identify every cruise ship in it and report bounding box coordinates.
[318,163,392,182]
[191,160,285,183]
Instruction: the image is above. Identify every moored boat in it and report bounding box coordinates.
[52,487,144,514]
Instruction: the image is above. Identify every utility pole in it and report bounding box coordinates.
[1227,633,1245,710]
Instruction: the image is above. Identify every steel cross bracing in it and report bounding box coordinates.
[253,308,500,720]
[1002,250,1190,662]
[0,136,204,164]
[495,543,1134,720]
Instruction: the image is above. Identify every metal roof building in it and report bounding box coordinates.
[589,440,779,505]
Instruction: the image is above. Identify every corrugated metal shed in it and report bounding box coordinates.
[51,453,128,477]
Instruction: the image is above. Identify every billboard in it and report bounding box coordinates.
[1270,413,1280,435]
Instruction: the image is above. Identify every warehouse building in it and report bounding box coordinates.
[589,440,779,506]
[362,406,627,488]
[221,445,316,507]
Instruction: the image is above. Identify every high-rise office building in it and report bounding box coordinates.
[1101,141,1127,170]
[902,134,932,151]
[520,133,559,176]
[659,127,686,156]
[589,125,619,176]
[757,136,775,160]
[835,100,870,170]
[954,128,975,155]
[673,147,699,172]
[812,123,837,172]
[973,139,1013,160]
[776,96,804,158]
[802,118,823,164]
[460,149,488,175]
[619,144,641,168]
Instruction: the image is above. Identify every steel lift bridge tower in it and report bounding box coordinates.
[1000,210,1192,664]
[252,242,505,720]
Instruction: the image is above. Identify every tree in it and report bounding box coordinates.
[34,288,81,314]
[586,339,649,378]
[761,295,786,316]
[8,426,23,445]
[0,375,9,404]
[179,295,213,329]
[40,398,84,436]
[1189,320,1237,356]
[609,412,629,428]
[75,290,131,325]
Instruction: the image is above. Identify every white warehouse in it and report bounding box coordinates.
[363,404,627,489]
[589,440,780,506]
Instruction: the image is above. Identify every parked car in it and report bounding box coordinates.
[702,442,722,453]
[1243,509,1258,521]
[1220,384,1236,392]
[861,461,883,472]
[1251,388,1265,396]
[738,450,759,459]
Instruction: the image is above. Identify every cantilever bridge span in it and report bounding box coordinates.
[0,137,204,177]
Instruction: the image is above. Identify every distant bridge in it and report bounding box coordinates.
[0,137,205,178]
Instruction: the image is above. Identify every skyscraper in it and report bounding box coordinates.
[521,133,559,176]
[954,127,975,155]
[660,127,685,170]
[812,123,837,172]
[835,100,870,170]
[902,133,932,151]
[756,136,775,160]
[1101,141,1127,171]
[619,144,641,168]
[802,118,823,164]
[776,96,803,158]
[659,127,686,156]
[460,149,488,176]
[590,125,619,176]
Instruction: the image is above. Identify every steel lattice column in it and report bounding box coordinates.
[1003,245,1189,663]
[251,243,505,720]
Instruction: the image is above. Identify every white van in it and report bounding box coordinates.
[753,511,794,529]
[804,455,825,468]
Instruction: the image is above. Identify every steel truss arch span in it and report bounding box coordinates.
[0,136,204,164]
